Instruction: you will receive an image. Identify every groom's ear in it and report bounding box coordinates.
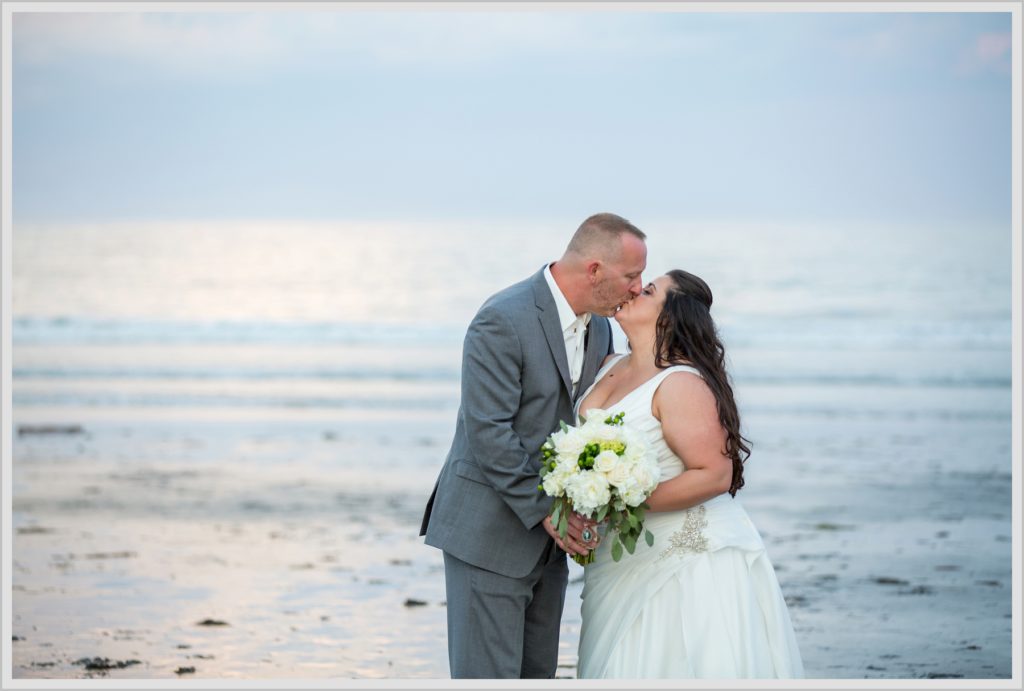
[586,260,602,282]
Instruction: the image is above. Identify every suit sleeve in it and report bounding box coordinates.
[460,305,551,531]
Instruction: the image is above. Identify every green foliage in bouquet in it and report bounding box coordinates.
[537,411,656,564]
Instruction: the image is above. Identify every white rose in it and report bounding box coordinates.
[618,478,648,507]
[623,440,649,463]
[605,457,635,488]
[581,412,614,438]
[542,459,579,497]
[620,428,648,462]
[593,424,623,443]
[630,459,661,493]
[541,472,564,497]
[565,471,611,516]
[554,428,586,462]
[592,449,620,474]
[556,458,580,479]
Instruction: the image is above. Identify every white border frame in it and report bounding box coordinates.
[1,2,1020,690]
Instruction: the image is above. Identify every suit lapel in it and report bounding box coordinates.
[532,269,573,399]
[576,318,607,403]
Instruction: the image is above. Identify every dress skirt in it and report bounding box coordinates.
[577,494,804,679]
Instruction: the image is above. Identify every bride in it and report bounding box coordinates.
[572,269,804,679]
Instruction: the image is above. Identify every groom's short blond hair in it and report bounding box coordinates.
[566,213,646,260]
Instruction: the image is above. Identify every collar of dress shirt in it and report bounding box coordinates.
[543,263,591,334]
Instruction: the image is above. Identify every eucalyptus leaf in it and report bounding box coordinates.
[551,501,562,528]
[624,532,637,554]
[645,529,654,547]
[557,510,568,539]
[611,539,623,562]
[596,504,608,523]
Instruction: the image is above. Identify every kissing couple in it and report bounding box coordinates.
[420,213,804,679]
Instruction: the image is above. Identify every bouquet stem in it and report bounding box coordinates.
[572,549,596,566]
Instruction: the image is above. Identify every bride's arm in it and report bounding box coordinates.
[645,372,733,513]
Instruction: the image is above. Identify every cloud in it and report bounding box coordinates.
[14,13,286,75]
[832,25,904,61]
[13,11,596,74]
[826,15,1013,81]
[956,31,1012,75]
[12,10,724,79]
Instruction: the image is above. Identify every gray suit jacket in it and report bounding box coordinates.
[420,267,614,578]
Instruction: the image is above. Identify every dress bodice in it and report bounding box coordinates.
[574,354,703,484]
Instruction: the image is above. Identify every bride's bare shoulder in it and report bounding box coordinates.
[652,368,715,420]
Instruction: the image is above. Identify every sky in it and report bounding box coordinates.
[10,7,1015,227]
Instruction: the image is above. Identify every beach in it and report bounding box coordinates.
[9,219,1014,680]
[11,387,1014,680]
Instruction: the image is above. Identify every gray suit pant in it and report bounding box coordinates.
[443,541,568,679]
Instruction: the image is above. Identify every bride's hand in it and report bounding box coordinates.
[542,515,594,557]
[568,511,601,549]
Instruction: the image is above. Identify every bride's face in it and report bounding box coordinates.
[614,275,671,328]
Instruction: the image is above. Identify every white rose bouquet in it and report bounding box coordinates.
[538,409,661,564]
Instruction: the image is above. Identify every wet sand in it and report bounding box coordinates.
[10,407,1014,681]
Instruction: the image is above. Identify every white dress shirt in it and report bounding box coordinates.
[544,263,591,395]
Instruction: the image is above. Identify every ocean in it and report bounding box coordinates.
[10,217,1014,678]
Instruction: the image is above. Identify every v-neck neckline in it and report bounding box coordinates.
[576,356,702,421]
[577,356,662,419]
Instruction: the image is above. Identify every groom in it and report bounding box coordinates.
[419,213,647,678]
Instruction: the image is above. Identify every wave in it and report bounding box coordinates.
[12,314,1014,350]
[12,391,1008,423]
[10,367,1010,389]
[716,316,1011,351]
[12,316,465,346]
[12,391,458,410]
[740,404,1012,423]
[13,366,460,382]
[736,373,1011,389]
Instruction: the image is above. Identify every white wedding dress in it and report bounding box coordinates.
[575,356,804,679]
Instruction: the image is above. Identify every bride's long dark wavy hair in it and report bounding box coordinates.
[655,270,749,495]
